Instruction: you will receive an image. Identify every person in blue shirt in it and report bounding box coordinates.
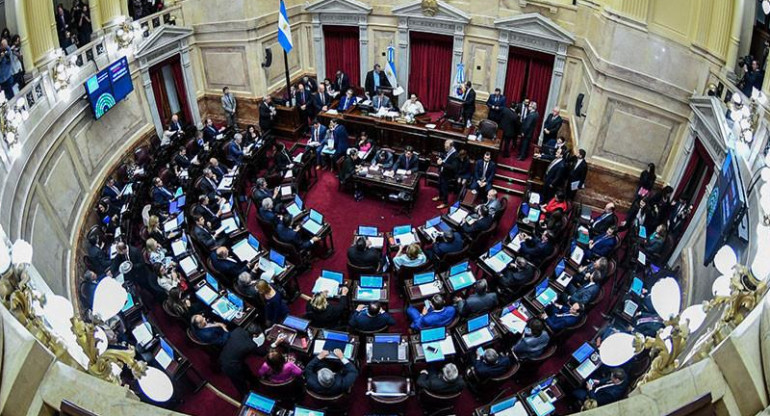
[518,231,555,266]
[584,226,618,260]
[565,270,604,306]
[370,149,394,170]
[406,294,456,330]
[337,89,357,111]
[151,177,174,205]
[348,302,396,332]
[512,318,550,360]
[191,314,230,347]
[426,230,464,264]
[0,39,14,100]
[226,134,244,166]
[542,301,584,332]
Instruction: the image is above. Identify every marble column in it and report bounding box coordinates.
[617,0,650,23]
[142,69,164,137]
[24,0,58,68]
[311,15,325,83]
[358,18,368,88]
[541,51,567,145]
[180,44,202,129]
[494,32,509,92]
[88,0,104,36]
[724,0,745,75]
[448,32,464,98]
[13,0,34,73]
[99,0,123,28]
[396,18,409,98]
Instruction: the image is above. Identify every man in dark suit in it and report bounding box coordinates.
[542,107,563,143]
[226,134,244,166]
[334,70,350,94]
[193,195,222,230]
[461,81,476,128]
[311,84,332,116]
[348,302,396,331]
[590,203,618,237]
[501,257,535,289]
[295,83,312,124]
[433,140,459,209]
[208,158,226,181]
[454,279,498,316]
[192,215,225,251]
[329,119,350,162]
[585,226,618,260]
[572,369,628,407]
[259,95,276,133]
[174,146,191,169]
[518,231,554,265]
[364,64,391,97]
[301,76,318,95]
[499,103,520,158]
[151,177,174,206]
[567,149,588,199]
[79,270,101,310]
[101,177,122,207]
[197,168,220,201]
[337,89,357,111]
[543,147,567,202]
[110,242,162,298]
[427,230,464,263]
[347,237,381,270]
[472,348,513,381]
[518,101,539,161]
[210,246,259,282]
[512,318,550,359]
[307,119,328,167]
[168,114,183,133]
[338,149,360,186]
[566,270,604,305]
[542,301,584,332]
[304,349,359,396]
[372,88,391,112]
[190,314,230,347]
[392,146,419,173]
[486,88,506,123]
[417,363,465,395]
[469,151,496,193]
[276,215,320,251]
[250,178,278,206]
[258,198,280,227]
[87,235,112,274]
[202,118,220,143]
[461,205,494,239]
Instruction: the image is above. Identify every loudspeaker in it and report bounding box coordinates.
[575,93,585,117]
[262,49,273,68]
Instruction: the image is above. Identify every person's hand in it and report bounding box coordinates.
[318,350,329,359]
[312,236,322,243]
[540,313,547,319]
[421,306,428,315]
[437,159,443,165]
[356,304,366,312]
[333,348,345,359]
[453,296,462,303]
[275,333,287,344]
[588,240,594,248]
[340,286,349,296]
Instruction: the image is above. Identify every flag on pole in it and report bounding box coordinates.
[278,0,293,53]
[385,45,398,88]
[455,62,465,96]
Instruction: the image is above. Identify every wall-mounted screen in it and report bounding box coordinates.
[84,56,134,120]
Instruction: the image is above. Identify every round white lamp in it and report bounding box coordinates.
[680,304,707,332]
[11,239,33,265]
[713,245,737,276]
[138,367,174,402]
[764,0,770,15]
[712,275,732,297]
[599,332,637,367]
[92,278,128,321]
[650,277,681,320]
[94,326,109,355]
[43,295,74,324]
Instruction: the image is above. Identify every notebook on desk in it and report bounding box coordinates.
[490,397,528,416]
[231,238,260,263]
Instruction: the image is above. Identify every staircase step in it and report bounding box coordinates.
[494,173,527,186]
[494,182,524,196]
[497,163,530,175]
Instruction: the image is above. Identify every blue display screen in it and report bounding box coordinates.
[84,56,134,120]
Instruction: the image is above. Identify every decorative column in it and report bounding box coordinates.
[180,42,202,129]
[358,17,369,87]
[541,49,567,144]
[494,32,509,92]
[396,17,409,97]
[88,0,104,35]
[708,0,732,60]
[24,0,58,68]
[724,0,745,75]
[99,0,123,28]
[448,28,464,97]
[142,69,164,137]
[616,0,650,23]
[13,0,34,73]
[311,15,325,83]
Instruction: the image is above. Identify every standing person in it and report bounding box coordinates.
[9,35,23,91]
[221,86,237,128]
[542,107,563,145]
[259,95,276,133]
[636,163,656,200]
[461,81,476,128]
[364,64,391,97]
[486,88,506,123]
[77,4,93,46]
[0,39,14,100]
[433,140,459,210]
[567,149,588,199]
[55,4,72,48]
[518,101,539,161]
[499,102,520,158]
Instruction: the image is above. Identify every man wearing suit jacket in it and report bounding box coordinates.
[469,151,496,193]
[221,86,237,127]
[461,81,476,128]
[276,215,320,251]
[334,70,350,94]
[585,226,618,260]
[258,198,279,227]
[518,101,539,161]
[329,119,350,160]
[347,237,381,270]
[454,279,498,316]
[259,95,276,133]
[371,149,394,170]
[566,270,604,305]
[572,369,628,406]
[406,294,457,330]
[295,83,311,124]
[472,348,513,380]
[312,84,332,117]
[87,235,112,274]
[151,177,174,206]
[501,257,535,289]
[202,118,220,143]
[208,158,226,181]
[484,189,502,216]
[568,149,588,199]
[198,168,220,201]
[193,195,222,230]
[372,89,391,112]
[518,231,554,265]
[191,314,230,347]
[499,103,520,158]
[305,349,359,396]
[210,247,255,282]
[427,230,464,264]
[512,318,550,359]
[337,89,357,111]
[364,64,391,97]
[168,114,183,133]
[392,146,420,173]
[192,215,225,251]
[348,302,396,331]
[301,76,318,95]
[486,88,506,123]
[542,301,584,332]
[101,177,122,207]
[307,119,328,167]
[590,203,618,237]
[417,364,465,395]
[434,140,459,209]
[174,147,191,169]
[543,147,567,201]
[542,107,563,143]
[226,134,244,166]
[461,205,494,239]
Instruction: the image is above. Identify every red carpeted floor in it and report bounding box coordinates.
[151,143,624,415]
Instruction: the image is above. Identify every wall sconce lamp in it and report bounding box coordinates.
[116,21,137,49]
[0,93,29,159]
[52,55,77,91]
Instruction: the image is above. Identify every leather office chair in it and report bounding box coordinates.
[346,260,379,280]
[257,376,302,401]
[551,315,588,339]
[436,244,470,272]
[396,262,433,285]
[305,387,351,413]
[493,197,508,223]
[186,327,219,349]
[367,376,412,405]
[419,388,462,412]
[477,119,498,140]
[162,301,184,321]
[587,286,605,308]
[134,146,151,167]
[521,344,557,363]
[468,221,497,258]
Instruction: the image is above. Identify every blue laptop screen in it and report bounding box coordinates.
[321,270,344,283]
[294,195,303,210]
[227,291,244,309]
[374,334,401,343]
[420,327,445,343]
[283,315,310,331]
[269,250,286,267]
[450,261,469,276]
[248,234,260,250]
[630,277,643,295]
[426,216,441,228]
[309,209,323,224]
[509,224,519,240]
[294,407,325,416]
[324,331,348,342]
[177,194,186,207]
[169,200,179,214]
[358,226,378,236]
[535,279,549,296]
[490,397,517,413]
[245,393,275,413]
[206,273,219,291]
[555,259,566,277]
[361,275,383,288]
[467,314,489,332]
[489,241,503,257]
[572,342,594,362]
[413,272,435,285]
[393,225,411,235]
[159,338,174,358]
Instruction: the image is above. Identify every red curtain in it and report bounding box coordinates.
[503,54,528,106]
[323,25,360,87]
[170,58,192,123]
[408,32,453,111]
[149,69,169,123]
[526,57,554,136]
[675,139,714,202]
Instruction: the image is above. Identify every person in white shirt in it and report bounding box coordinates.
[401,93,426,115]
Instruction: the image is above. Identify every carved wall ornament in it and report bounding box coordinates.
[422,0,439,16]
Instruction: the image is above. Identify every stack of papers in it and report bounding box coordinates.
[367,237,384,248]
[449,209,469,224]
[418,283,441,296]
[312,277,341,295]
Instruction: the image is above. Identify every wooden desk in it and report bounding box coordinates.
[311,330,360,359]
[192,280,258,328]
[408,331,458,363]
[265,324,317,355]
[365,335,411,365]
[453,318,503,355]
[472,393,526,416]
[351,167,421,210]
[405,278,447,304]
[350,276,390,308]
[273,104,304,141]
[237,391,288,416]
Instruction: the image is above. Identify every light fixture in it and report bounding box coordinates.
[650,277,681,320]
[92,277,128,321]
[729,91,761,145]
[115,20,136,49]
[713,245,738,275]
[10,239,32,266]
[0,92,29,160]
[52,54,78,91]
[763,0,770,15]
[94,326,108,355]
[138,367,174,402]
[599,332,641,366]
[712,275,732,297]
[43,294,74,337]
[680,304,707,332]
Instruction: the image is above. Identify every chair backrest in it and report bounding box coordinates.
[134,146,151,166]
[271,235,302,265]
[478,119,498,138]
[186,327,217,347]
[347,260,378,280]
[469,221,497,257]
[422,387,462,401]
[494,197,508,222]
[305,387,347,402]
[527,344,557,363]
[438,244,470,270]
[162,300,183,320]
[396,262,433,284]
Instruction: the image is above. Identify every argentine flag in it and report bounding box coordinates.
[278,0,293,53]
[455,62,465,96]
[385,45,398,87]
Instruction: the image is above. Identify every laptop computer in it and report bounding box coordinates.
[372,334,404,361]
[536,287,558,307]
[421,327,449,362]
[269,250,286,268]
[231,237,260,263]
[322,330,349,351]
[293,407,325,416]
[358,225,378,236]
[393,225,411,236]
[282,315,310,332]
[527,207,541,223]
[463,314,494,347]
[450,261,469,276]
[195,284,219,305]
[420,327,446,343]
[322,270,344,283]
[360,275,383,288]
[638,225,647,239]
[467,314,489,332]
[244,393,275,414]
[485,242,513,273]
[490,397,527,415]
[449,270,475,291]
[206,273,219,291]
[554,259,566,278]
[630,277,644,296]
[286,195,304,217]
[302,209,324,235]
[572,342,594,363]
[413,272,435,285]
[535,279,549,296]
[623,299,639,316]
[155,338,175,369]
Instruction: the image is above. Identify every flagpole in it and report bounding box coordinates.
[284,49,292,100]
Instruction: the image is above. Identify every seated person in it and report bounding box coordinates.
[236,272,259,299]
[536,137,567,161]
[472,348,513,380]
[417,363,465,395]
[406,294,456,330]
[210,246,259,282]
[400,93,426,115]
[257,280,290,327]
[483,189,502,216]
[202,118,220,142]
[151,177,174,206]
[193,194,222,230]
[584,226,618,260]
[642,224,667,256]
[454,279,498,316]
[565,270,604,305]
[348,302,396,332]
[356,131,374,155]
[274,142,294,173]
[518,231,555,265]
[372,88,391,111]
[512,318,550,359]
[456,150,472,187]
[251,177,279,206]
[338,148,360,185]
[541,301,584,332]
[146,238,171,266]
[197,168,220,201]
[337,89,357,111]
[572,368,628,407]
[257,337,303,383]
[304,349,359,396]
[87,235,112,274]
[192,215,226,251]
[392,146,419,173]
[370,148,394,170]
[276,215,321,251]
[226,134,244,166]
[307,119,328,157]
[537,209,564,238]
[573,257,609,287]
[190,314,230,347]
[207,158,226,181]
[392,243,427,270]
[258,197,280,227]
[305,289,350,328]
[469,151,496,193]
[461,205,493,239]
[101,176,123,207]
[79,270,101,310]
[164,287,206,321]
[500,257,536,289]
[155,262,181,292]
[426,230,464,264]
[347,236,381,270]
[589,202,618,237]
[541,191,568,219]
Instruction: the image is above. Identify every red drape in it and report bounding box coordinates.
[169,58,192,123]
[149,69,168,123]
[323,25,360,87]
[675,139,714,202]
[526,57,554,136]
[503,54,528,106]
[408,32,453,111]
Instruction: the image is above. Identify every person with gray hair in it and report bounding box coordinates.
[235,271,259,299]
[303,348,359,395]
[417,362,465,395]
[258,197,279,226]
[226,133,244,166]
[472,347,513,381]
[454,279,498,317]
[251,177,278,205]
[259,94,276,133]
